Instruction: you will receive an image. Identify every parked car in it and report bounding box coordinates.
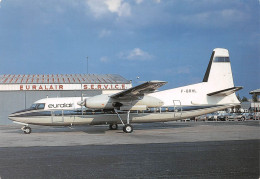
[227,113,245,121]
[252,112,260,120]
[181,118,190,122]
[242,113,254,120]
[195,115,206,121]
[217,113,229,121]
[206,113,218,121]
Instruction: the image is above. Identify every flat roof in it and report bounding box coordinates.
[249,89,260,94]
[0,74,131,84]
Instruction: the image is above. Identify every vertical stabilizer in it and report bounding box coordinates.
[203,48,234,90]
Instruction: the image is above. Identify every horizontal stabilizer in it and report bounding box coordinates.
[207,86,243,96]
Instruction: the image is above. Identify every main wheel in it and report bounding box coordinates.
[23,126,31,134]
[123,124,133,133]
[109,124,118,130]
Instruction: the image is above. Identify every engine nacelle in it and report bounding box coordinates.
[133,95,164,108]
[85,94,113,109]
[84,94,164,110]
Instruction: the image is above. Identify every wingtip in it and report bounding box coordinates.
[149,80,167,83]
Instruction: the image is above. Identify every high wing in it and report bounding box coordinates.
[110,80,167,100]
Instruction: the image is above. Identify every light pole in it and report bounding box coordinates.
[86,56,89,74]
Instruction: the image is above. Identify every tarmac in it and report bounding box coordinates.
[0,121,259,179]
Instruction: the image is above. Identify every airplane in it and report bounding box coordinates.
[9,48,242,134]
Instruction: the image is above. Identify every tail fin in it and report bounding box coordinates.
[203,48,235,90]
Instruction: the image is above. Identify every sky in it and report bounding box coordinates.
[0,0,259,98]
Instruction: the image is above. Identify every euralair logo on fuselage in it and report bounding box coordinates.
[48,103,73,109]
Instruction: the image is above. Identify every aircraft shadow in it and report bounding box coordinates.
[2,122,194,134]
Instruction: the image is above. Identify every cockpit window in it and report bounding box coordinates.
[30,103,45,110]
[37,103,45,110]
[30,104,37,109]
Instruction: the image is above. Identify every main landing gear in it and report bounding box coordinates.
[114,109,133,133]
[123,124,133,133]
[109,123,118,130]
[22,126,32,134]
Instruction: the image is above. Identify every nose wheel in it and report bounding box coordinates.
[22,126,32,134]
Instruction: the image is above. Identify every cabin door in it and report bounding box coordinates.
[173,100,182,118]
[51,110,64,123]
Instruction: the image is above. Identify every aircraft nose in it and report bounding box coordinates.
[8,111,21,122]
[8,114,16,121]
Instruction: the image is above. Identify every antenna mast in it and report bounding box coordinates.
[86,56,89,74]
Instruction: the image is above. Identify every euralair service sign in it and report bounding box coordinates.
[0,84,132,91]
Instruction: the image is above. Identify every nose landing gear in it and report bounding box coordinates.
[22,126,32,134]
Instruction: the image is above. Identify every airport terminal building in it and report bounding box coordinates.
[0,74,132,124]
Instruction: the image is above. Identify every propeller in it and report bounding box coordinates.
[77,99,86,106]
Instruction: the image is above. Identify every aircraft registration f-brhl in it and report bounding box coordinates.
[9,48,242,134]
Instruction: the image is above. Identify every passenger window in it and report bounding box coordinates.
[54,111,63,116]
[63,110,72,115]
[161,107,167,112]
[168,107,175,112]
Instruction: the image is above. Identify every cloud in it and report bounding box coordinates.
[105,0,131,17]
[99,29,111,38]
[119,48,153,60]
[105,0,121,12]
[164,66,191,75]
[176,66,190,74]
[100,56,109,63]
[86,0,131,18]
[135,0,143,4]
[86,0,108,18]
[176,8,250,28]
[118,2,131,17]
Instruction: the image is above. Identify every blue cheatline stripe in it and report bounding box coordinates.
[10,105,224,118]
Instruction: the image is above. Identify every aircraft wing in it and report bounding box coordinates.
[110,80,167,99]
[207,86,243,96]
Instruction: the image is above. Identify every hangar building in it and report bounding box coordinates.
[0,74,132,124]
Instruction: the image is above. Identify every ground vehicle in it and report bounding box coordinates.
[217,113,229,121]
[252,112,260,120]
[206,113,218,121]
[195,115,206,121]
[227,113,245,121]
[242,113,254,120]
